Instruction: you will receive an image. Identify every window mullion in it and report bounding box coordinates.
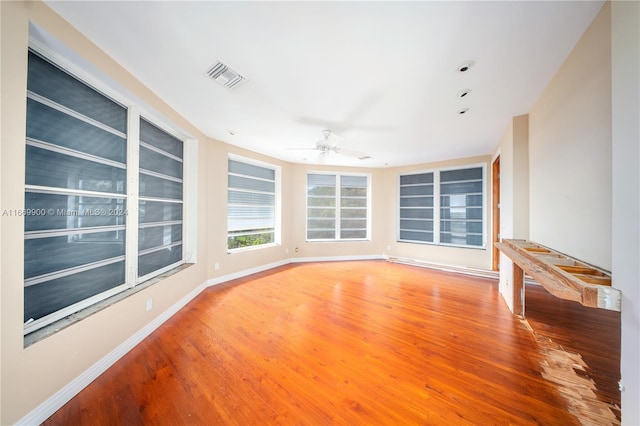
[434,170,441,245]
[125,107,140,287]
[335,175,341,239]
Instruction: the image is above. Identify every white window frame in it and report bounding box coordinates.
[24,35,197,336]
[397,164,486,249]
[306,171,372,242]
[226,154,281,253]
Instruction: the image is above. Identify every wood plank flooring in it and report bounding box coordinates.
[43,260,620,425]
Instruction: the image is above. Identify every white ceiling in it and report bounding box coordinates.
[45,1,604,168]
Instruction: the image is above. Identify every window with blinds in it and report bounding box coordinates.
[227,158,278,250]
[138,119,184,277]
[23,48,187,335]
[399,172,434,243]
[307,173,369,241]
[398,166,484,248]
[440,167,484,247]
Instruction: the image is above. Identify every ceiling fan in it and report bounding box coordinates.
[287,130,370,162]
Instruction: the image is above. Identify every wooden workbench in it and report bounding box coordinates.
[495,239,620,317]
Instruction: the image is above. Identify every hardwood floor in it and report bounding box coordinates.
[43,260,620,425]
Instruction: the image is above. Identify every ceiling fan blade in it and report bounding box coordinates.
[336,147,368,158]
[284,146,319,151]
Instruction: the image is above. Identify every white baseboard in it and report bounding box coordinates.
[290,254,385,264]
[16,280,209,426]
[206,259,291,287]
[387,256,498,280]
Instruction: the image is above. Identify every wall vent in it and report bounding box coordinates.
[205,61,246,89]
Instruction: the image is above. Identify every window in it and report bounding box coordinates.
[307,173,370,241]
[399,172,434,243]
[398,166,485,248]
[439,167,483,247]
[23,48,189,335]
[227,157,279,250]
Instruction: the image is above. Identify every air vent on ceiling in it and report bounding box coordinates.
[205,61,246,90]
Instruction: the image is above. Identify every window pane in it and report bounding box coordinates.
[140,145,182,179]
[398,172,436,244]
[25,231,125,279]
[138,245,183,277]
[439,167,483,247]
[400,208,433,219]
[228,175,275,193]
[26,146,126,194]
[228,232,274,250]
[25,192,126,232]
[24,260,125,323]
[140,118,183,158]
[139,173,182,200]
[400,197,433,208]
[28,51,126,133]
[400,230,433,242]
[229,160,275,180]
[400,173,433,185]
[307,230,336,239]
[227,159,277,250]
[139,200,182,223]
[400,219,433,231]
[27,99,126,164]
[341,230,366,239]
[139,224,182,251]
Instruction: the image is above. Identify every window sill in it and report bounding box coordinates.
[24,263,193,348]
[227,242,279,254]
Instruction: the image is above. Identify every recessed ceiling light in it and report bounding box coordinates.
[457,89,471,98]
[457,60,475,73]
[458,108,470,115]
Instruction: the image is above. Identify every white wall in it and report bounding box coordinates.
[528,3,612,271]
[497,115,529,312]
[611,1,640,424]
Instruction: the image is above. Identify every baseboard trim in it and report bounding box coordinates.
[16,280,209,426]
[291,254,385,264]
[387,256,498,280]
[206,259,292,287]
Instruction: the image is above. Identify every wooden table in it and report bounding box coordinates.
[495,239,620,317]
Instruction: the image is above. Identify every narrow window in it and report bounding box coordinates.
[138,119,184,277]
[399,172,434,243]
[227,157,278,250]
[440,167,484,247]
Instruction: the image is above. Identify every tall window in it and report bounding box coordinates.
[398,166,484,248]
[439,167,483,247]
[24,48,188,334]
[227,157,279,250]
[399,172,434,243]
[307,173,370,241]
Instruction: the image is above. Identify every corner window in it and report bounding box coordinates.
[307,173,370,241]
[227,156,280,251]
[23,48,191,335]
[398,166,485,248]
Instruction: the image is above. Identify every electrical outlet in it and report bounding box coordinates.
[145,298,153,312]
[214,262,220,271]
